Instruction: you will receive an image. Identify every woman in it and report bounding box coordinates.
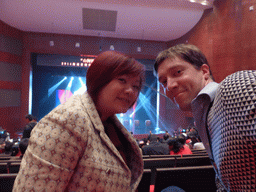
[168,136,192,157]
[13,51,145,192]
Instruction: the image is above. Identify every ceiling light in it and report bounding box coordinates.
[49,41,54,46]
[110,45,114,50]
[201,1,208,5]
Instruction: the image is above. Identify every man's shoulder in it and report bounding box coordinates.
[220,70,256,85]
[25,122,37,130]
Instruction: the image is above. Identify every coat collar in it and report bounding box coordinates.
[79,92,143,173]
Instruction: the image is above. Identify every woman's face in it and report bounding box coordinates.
[96,74,141,121]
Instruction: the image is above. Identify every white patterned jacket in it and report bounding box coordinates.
[13,92,144,192]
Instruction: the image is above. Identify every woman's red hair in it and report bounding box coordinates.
[86,51,145,103]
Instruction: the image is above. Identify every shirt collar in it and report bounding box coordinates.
[195,82,219,103]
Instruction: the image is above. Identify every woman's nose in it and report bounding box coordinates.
[125,85,133,93]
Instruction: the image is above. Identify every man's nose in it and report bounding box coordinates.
[166,78,178,91]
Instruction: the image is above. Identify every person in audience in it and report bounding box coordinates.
[161,186,186,192]
[147,130,158,142]
[142,136,169,155]
[187,132,205,150]
[168,136,192,157]
[4,140,19,156]
[154,43,256,191]
[163,130,170,141]
[19,138,29,158]
[13,51,145,192]
[4,141,13,155]
[22,114,37,139]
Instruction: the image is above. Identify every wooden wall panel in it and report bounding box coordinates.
[0,21,23,137]
[0,20,23,40]
[164,0,256,130]
[168,0,256,82]
[0,51,22,65]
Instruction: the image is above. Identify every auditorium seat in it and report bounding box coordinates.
[144,157,176,169]
[0,173,17,192]
[0,162,7,173]
[175,155,211,167]
[0,159,21,173]
[137,169,151,192]
[154,165,217,192]
[9,162,21,173]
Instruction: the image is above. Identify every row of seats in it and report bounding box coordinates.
[0,151,215,192]
[138,165,216,192]
[144,155,211,169]
[0,159,21,174]
[0,154,21,192]
[0,173,17,192]
[138,151,217,192]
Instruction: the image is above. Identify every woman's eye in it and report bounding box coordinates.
[118,78,126,83]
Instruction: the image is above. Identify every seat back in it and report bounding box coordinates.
[154,165,217,192]
[0,173,17,192]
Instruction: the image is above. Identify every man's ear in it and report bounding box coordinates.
[201,64,211,80]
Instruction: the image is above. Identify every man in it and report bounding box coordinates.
[154,44,256,191]
[142,136,169,155]
[163,130,170,141]
[22,114,37,139]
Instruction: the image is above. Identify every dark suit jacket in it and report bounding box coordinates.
[142,141,169,155]
[22,122,37,138]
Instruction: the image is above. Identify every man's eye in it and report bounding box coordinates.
[175,70,182,76]
[161,81,167,88]
[133,85,140,90]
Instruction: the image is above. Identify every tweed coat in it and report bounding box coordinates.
[207,71,256,191]
[13,92,144,192]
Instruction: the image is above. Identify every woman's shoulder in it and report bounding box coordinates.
[182,145,193,154]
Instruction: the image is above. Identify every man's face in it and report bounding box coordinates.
[157,57,211,111]
[25,118,30,124]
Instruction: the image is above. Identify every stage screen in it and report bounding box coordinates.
[31,53,173,135]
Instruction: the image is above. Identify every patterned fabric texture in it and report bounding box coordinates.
[207,70,256,191]
[13,92,144,192]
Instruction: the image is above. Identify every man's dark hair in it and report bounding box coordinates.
[25,114,34,121]
[168,137,184,154]
[154,44,214,80]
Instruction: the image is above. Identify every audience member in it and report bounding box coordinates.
[19,138,29,158]
[4,140,19,156]
[22,114,37,139]
[142,136,169,155]
[13,51,145,192]
[154,43,256,191]
[161,186,186,192]
[147,130,158,142]
[163,130,170,141]
[187,132,205,150]
[168,136,192,157]
[4,141,13,155]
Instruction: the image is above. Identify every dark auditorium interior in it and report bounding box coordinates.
[1,0,256,191]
